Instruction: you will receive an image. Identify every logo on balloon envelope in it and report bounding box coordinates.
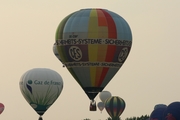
[69,46,82,61]
[118,47,129,62]
[28,80,33,84]
[26,80,61,85]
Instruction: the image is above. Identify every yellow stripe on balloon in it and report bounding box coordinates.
[88,9,98,86]
[113,97,117,117]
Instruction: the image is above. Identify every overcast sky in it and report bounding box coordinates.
[0,0,180,120]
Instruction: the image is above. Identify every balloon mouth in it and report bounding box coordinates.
[83,87,104,100]
[36,111,45,116]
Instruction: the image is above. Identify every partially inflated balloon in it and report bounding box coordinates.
[19,68,63,120]
[163,101,180,120]
[97,102,105,113]
[0,103,4,114]
[99,91,112,103]
[105,96,125,120]
[55,8,132,104]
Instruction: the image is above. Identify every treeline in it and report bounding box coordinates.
[125,115,149,120]
[83,114,149,120]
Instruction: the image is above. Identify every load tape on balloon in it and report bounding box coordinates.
[63,62,123,68]
[56,39,132,46]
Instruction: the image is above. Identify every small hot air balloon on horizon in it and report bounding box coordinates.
[19,68,63,120]
[55,8,132,111]
[105,96,125,120]
[97,102,105,113]
[0,103,4,114]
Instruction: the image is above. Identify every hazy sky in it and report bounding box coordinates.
[0,0,180,120]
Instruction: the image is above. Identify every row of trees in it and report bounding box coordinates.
[83,114,150,120]
[125,115,149,120]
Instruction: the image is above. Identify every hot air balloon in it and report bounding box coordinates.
[97,102,105,113]
[53,43,66,68]
[19,68,63,120]
[99,91,112,103]
[55,8,132,111]
[154,104,167,110]
[163,101,180,120]
[150,105,167,120]
[105,96,125,120]
[53,43,62,62]
[0,103,4,114]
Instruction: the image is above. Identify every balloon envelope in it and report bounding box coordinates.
[55,8,132,100]
[97,102,105,112]
[163,101,180,120]
[0,103,4,114]
[105,96,125,119]
[154,104,167,110]
[53,43,62,62]
[19,68,63,116]
[99,91,112,103]
[150,107,167,120]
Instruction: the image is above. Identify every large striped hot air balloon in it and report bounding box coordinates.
[105,96,125,120]
[97,102,105,113]
[55,8,132,111]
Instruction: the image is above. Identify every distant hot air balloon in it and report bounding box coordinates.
[105,96,125,120]
[97,102,105,113]
[53,43,65,67]
[0,103,4,114]
[154,104,167,110]
[55,8,132,111]
[19,68,63,120]
[53,43,62,62]
[163,101,180,120]
[99,91,112,103]
[150,106,167,120]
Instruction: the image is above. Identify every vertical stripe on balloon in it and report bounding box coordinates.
[101,9,117,61]
[97,9,117,86]
[88,9,98,86]
[113,97,118,117]
[95,9,108,86]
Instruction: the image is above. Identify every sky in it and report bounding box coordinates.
[0,0,180,120]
